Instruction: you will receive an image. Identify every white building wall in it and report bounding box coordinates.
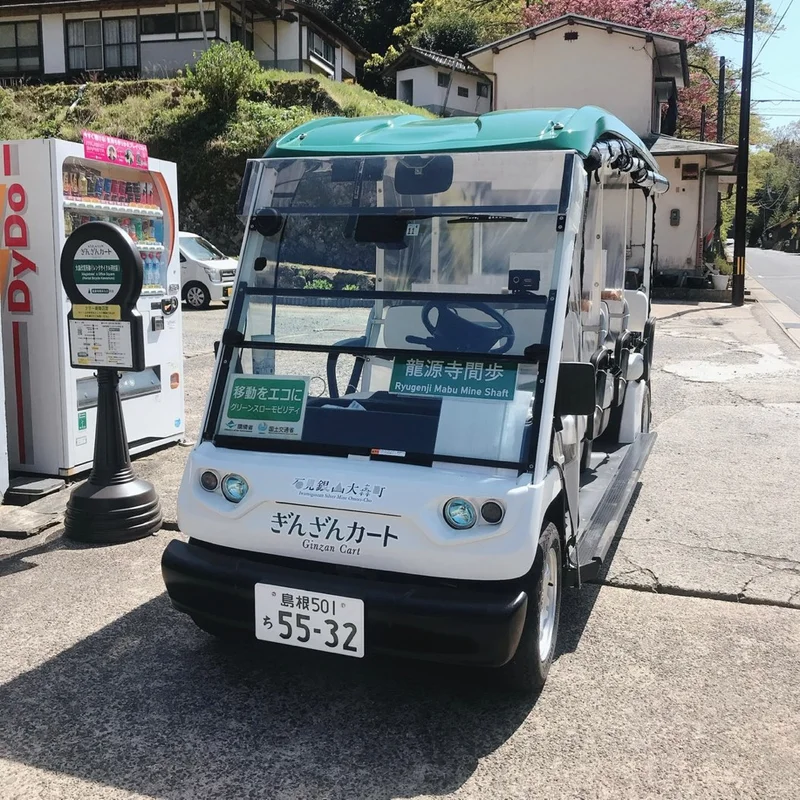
[277,19,298,59]
[218,4,231,41]
[253,20,276,61]
[341,46,356,78]
[652,155,707,270]
[41,14,65,74]
[490,24,654,137]
[395,65,491,116]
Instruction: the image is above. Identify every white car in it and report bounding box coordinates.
[179,231,238,309]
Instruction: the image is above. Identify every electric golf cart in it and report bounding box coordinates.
[162,106,667,693]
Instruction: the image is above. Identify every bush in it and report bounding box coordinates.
[185,42,262,112]
[715,255,733,275]
[331,271,373,291]
[305,278,333,290]
[414,12,481,57]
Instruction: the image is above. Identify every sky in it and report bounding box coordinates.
[715,0,800,131]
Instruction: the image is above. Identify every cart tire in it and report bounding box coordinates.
[498,522,562,694]
[580,436,593,471]
[641,383,652,433]
[183,281,211,309]
[190,614,249,641]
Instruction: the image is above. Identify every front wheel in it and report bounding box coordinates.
[183,281,211,310]
[498,522,562,694]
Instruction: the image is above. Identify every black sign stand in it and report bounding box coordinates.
[60,222,162,543]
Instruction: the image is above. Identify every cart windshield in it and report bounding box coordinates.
[206,150,584,472]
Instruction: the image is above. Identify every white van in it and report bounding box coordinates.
[179,231,238,309]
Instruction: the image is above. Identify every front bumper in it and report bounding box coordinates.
[162,539,529,667]
[209,281,234,302]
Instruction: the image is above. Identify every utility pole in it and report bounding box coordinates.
[700,105,706,141]
[732,1,754,306]
[716,57,726,143]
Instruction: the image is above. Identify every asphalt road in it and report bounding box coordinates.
[2,298,800,799]
[746,246,800,316]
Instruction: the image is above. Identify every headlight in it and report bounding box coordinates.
[221,473,249,503]
[443,497,477,530]
[203,266,221,282]
[199,470,218,492]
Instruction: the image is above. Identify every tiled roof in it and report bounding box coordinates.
[385,47,484,77]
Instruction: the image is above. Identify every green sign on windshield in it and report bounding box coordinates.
[390,358,517,401]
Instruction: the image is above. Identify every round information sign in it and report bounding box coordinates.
[72,239,123,302]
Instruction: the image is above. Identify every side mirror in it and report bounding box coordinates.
[554,362,596,416]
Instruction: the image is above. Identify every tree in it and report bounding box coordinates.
[523,0,712,44]
[413,12,482,56]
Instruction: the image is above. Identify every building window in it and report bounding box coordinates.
[67,20,103,70]
[230,17,254,50]
[681,163,699,181]
[140,14,175,36]
[477,82,489,98]
[0,21,41,76]
[308,29,334,65]
[437,71,450,87]
[103,19,137,69]
[68,18,136,71]
[179,12,216,33]
[457,86,468,98]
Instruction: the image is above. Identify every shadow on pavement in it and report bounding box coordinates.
[555,483,642,657]
[0,591,548,800]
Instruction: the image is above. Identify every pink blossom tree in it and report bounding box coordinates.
[522,0,713,45]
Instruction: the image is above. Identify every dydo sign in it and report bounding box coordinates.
[1,143,37,314]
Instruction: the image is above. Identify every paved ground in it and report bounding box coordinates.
[746,246,800,317]
[2,291,800,798]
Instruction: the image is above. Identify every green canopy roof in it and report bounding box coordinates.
[264,106,660,172]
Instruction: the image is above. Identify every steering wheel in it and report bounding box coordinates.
[406,301,515,354]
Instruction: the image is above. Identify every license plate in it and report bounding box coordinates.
[254,584,364,658]
[223,286,232,298]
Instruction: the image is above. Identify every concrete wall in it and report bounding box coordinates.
[395,65,491,116]
[652,154,707,270]
[490,24,654,137]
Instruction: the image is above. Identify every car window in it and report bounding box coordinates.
[180,235,226,261]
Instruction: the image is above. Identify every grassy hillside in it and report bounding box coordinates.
[0,71,431,252]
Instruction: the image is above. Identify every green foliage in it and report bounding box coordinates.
[309,0,414,55]
[305,278,334,290]
[0,73,426,254]
[414,11,481,55]
[715,255,732,275]
[185,42,262,113]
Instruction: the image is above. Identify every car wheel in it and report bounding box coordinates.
[498,522,562,694]
[183,281,210,310]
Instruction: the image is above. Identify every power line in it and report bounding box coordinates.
[754,75,800,98]
[754,0,797,65]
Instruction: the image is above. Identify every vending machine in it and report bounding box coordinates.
[1,135,185,477]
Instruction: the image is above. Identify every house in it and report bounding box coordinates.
[0,0,367,82]
[463,15,738,273]
[382,47,492,117]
